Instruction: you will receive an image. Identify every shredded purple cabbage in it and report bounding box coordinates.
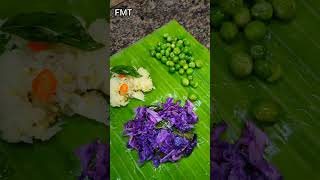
[211,121,282,180]
[75,140,109,180]
[124,98,198,167]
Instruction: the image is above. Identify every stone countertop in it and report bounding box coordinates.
[110,0,210,55]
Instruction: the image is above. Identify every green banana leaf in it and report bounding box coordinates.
[0,1,108,179]
[212,1,320,179]
[110,20,210,180]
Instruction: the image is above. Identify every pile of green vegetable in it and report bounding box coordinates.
[212,0,296,82]
[150,33,203,88]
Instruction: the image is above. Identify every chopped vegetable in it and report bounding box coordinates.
[32,69,57,102]
[119,83,129,95]
[75,140,109,180]
[27,41,51,52]
[123,98,198,167]
[188,94,198,101]
[211,121,282,180]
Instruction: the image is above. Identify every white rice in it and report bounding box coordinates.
[0,19,109,143]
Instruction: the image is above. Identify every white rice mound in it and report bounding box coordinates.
[110,67,154,107]
[0,19,109,143]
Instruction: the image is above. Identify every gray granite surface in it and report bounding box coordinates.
[111,0,210,55]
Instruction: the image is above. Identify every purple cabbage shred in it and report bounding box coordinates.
[75,140,109,180]
[124,98,198,167]
[211,121,282,180]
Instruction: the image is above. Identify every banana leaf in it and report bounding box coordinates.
[0,1,108,179]
[212,1,320,179]
[110,20,210,180]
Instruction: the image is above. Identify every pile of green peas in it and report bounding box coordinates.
[150,33,203,88]
[211,0,296,82]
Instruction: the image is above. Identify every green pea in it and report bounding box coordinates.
[163,33,169,39]
[220,22,238,42]
[183,47,192,55]
[156,53,162,60]
[161,56,168,64]
[171,43,176,49]
[183,64,189,70]
[251,1,273,21]
[254,60,272,80]
[167,36,173,42]
[190,57,195,62]
[186,68,194,75]
[157,42,164,47]
[156,46,161,52]
[187,75,193,80]
[166,47,172,52]
[183,39,190,46]
[179,60,186,66]
[166,43,171,47]
[161,44,167,50]
[272,0,296,20]
[189,94,198,101]
[160,49,165,55]
[244,21,267,41]
[211,7,225,28]
[169,61,175,67]
[169,67,176,73]
[233,7,251,27]
[150,50,156,57]
[267,63,282,83]
[175,64,181,69]
[229,52,253,78]
[173,56,180,63]
[218,0,244,15]
[195,60,203,68]
[189,62,196,68]
[190,80,199,88]
[181,78,190,86]
[173,47,181,55]
[179,53,186,60]
[250,44,266,60]
[253,100,280,123]
[178,68,185,75]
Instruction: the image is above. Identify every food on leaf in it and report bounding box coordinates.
[123,98,198,167]
[253,99,280,122]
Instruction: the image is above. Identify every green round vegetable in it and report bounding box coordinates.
[166,61,174,67]
[190,80,199,88]
[189,94,198,101]
[183,64,189,70]
[170,52,175,58]
[211,7,225,27]
[229,52,253,78]
[161,56,168,64]
[156,53,162,60]
[183,39,190,46]
[272,0,296,20]
[179,68,185,75]
[175,64,181,69]
[161,44,167,50]
[179,53,186,60]
[187,75,193,80]
[233,7,251,27]
[250,44,266,59]
[220,22,238,42]
[254,60,272,80]
[195,60,203,68]
[167,36,173,42]
[169,67,176,73]
[165,50,170,57]
[186,68,194,75]
[218,0,244,15]
[150,50,156,57]
[160,50,165,55]
[178,35,184,40]
[267,63,282,82]
[253,100,280,122]
[163,33,169,39]
[251,1,273,20]
[189,62,196,68]
[181,78,190,86]
[173,47,181,55]
[244,21,267,41]
[173,56,179,63]
[170,43,176,49]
